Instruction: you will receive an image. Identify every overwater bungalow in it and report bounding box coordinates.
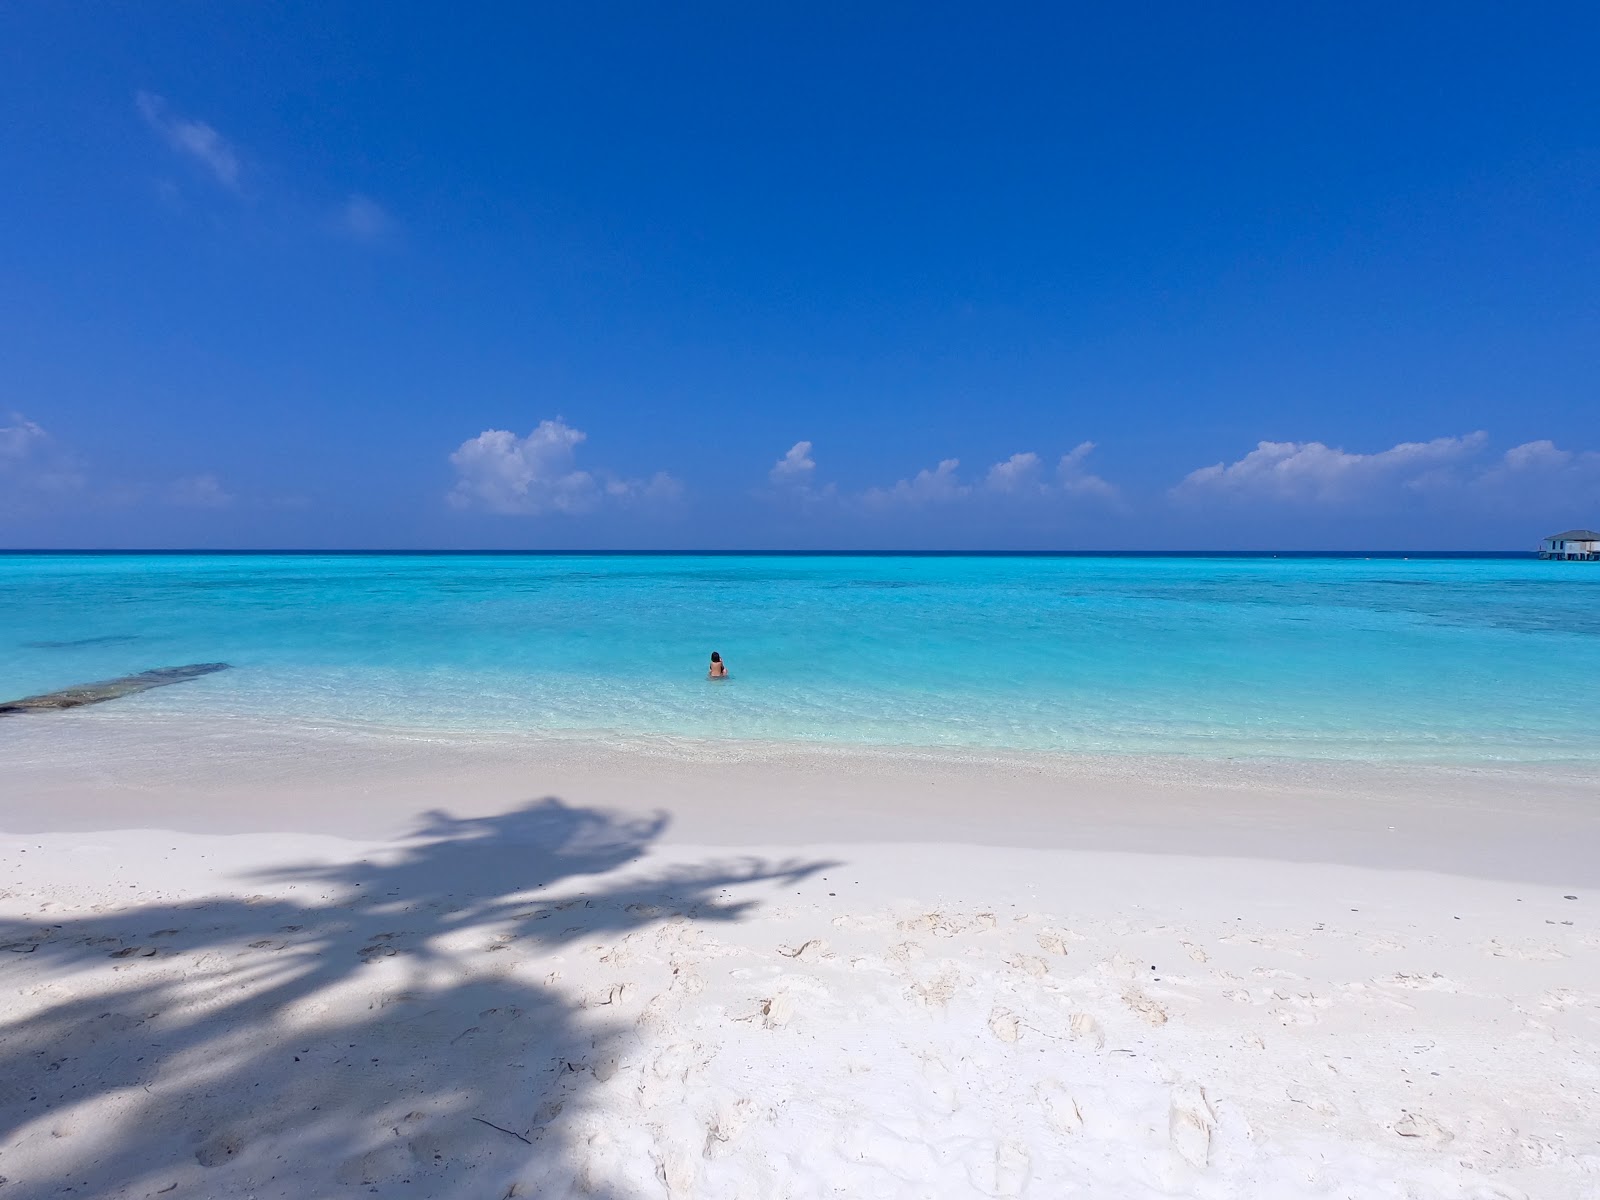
[1538,529,1600,560]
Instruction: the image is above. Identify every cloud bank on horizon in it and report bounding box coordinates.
[7,408,1598,544]
[1176,433,1600,514]
[432,417,1600,541]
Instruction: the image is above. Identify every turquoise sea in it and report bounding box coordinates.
[2,553,1597,764]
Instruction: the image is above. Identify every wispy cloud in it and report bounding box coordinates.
[168,473,234,509]
[1,414,254,520]
[0,413,85,514]
[448,419,680,516]
[136,92,241,190]
[0,413,50,462]
[136,93,398,244]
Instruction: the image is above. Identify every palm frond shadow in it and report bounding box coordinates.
[0,798,836,1198]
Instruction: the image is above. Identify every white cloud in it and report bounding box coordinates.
[1173,430,1600,521]
[168,473,234,509]
[864,458,968,508]
[0,414,85,512]
[1176,433,1489,505]
[339,193,393,240]
[604,471,684,505]
[1056,442,1118,500]
[136,92,241,189]
[1490,439,1600,479]
[449,421,597,515]
[0,414,50,461]
[865,443,1116,509]
[770,441,816,486]
[1473,439,1600,509]
[448,419,679,516]
[985,452,1042,493]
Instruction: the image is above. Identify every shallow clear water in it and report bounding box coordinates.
[2,554,1597,763]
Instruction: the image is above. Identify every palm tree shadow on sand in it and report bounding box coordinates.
[0,799,837,1198]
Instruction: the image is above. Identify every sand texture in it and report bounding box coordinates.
[1,726,1597,1197]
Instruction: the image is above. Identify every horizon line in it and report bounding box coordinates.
[0,547,1541,558]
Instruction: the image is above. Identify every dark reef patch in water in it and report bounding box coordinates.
[0,663,230,715]
[21,634,143,650]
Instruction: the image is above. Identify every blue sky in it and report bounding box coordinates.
[1,3,1597,549]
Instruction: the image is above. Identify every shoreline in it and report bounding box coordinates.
[9,697,1594,770]
[3,711,1595,886]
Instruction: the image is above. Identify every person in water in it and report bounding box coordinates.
[708,651,728,679]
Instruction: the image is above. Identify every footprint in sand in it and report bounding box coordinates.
[1169,1083,1215,1168]
[911,967,963,1008]
[585,982,632,1009]
[637,993,677,1035]
[669,964,705,996]
[1383,971,1455,992]
[1069,1011,1105,1048]
[778,938,829,962]
[359,942,399,963]
[638,1041,706,1109]
[889,940,927,964]
[993,1138,1031,1197]
[1036,1079,1083,1134]
[654,1143,698,1198]
[1008,953,1049,978]
[761,993,795,1029]
[1484,938,1567,962]
[1393,1111,1454,1147]
[703,1096,758,1159]
[1036,929,1072,956]
[1122,986,1169,1026]
[988,1006,1021,1043]
[194,1130,246,1168]
[450,1006,526,1046]
[1182,941,1208,963]
[576,1128,621,1194]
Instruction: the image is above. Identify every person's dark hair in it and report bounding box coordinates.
[710,652,721,663]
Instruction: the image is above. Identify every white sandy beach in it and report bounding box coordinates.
[2,716,1597,1198]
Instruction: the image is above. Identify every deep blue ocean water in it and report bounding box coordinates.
[2,553,1597,763]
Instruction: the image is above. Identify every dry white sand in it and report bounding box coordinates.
[1,715,1597,1198]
